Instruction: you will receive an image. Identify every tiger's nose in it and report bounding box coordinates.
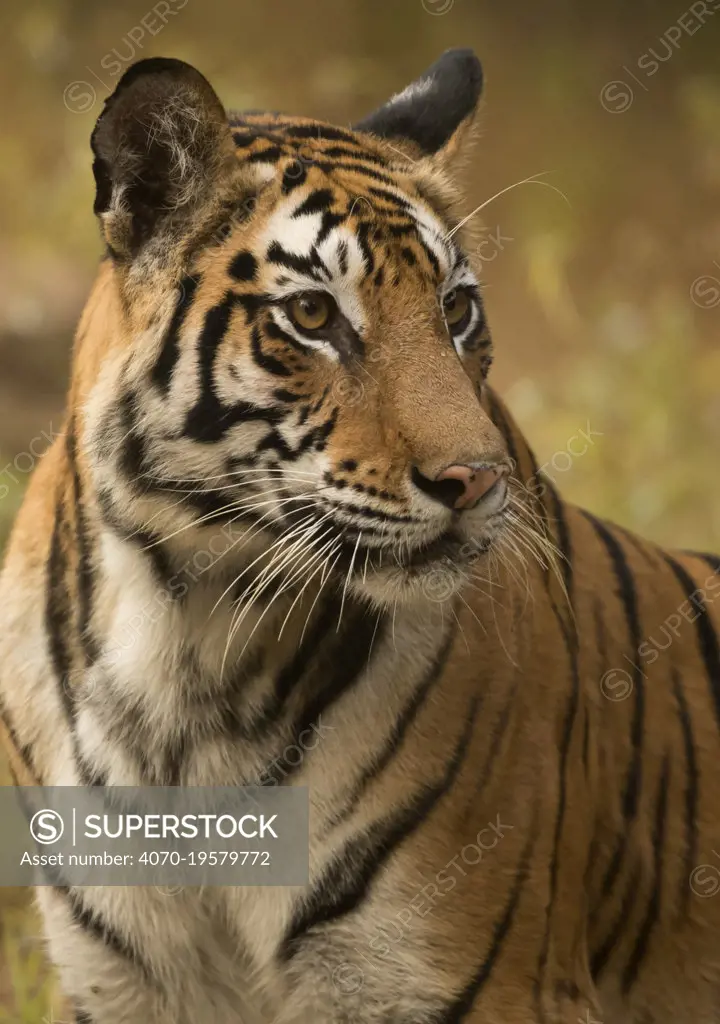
[411,463,508,511]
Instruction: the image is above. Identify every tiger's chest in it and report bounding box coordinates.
[60,541,459,1022]
[73,551,423,785]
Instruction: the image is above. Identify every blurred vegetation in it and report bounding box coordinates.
[0,906,62,1022]
[0,0,719,1013]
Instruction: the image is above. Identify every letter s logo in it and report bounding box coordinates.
[30,809,64,845]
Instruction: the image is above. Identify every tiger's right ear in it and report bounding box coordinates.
[91,57,237,262]
[354,49,483,173]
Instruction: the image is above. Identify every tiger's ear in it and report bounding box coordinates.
[354,49,483,169]
[91,57,237,261]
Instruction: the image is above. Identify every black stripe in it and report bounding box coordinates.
[282,162,307,193]
[484,389,525,487]
[119,458,247,522]
[471,681,517,801]
[521,434,547,517]
[80,682,162,785]
[582,516,648,983]
[284,124,362,145]
[114,390,149,484]
[272,603,385,783]
[182,294,236,441]
[620,755,670,992]
[387,221,421,239]
[315,159,399,187]
[590,861,643,979]
[45,482,76,724]
[465,327,491,357]
[582,709,590,775]
[613,524,660,570]
[322,496,416,525]
[337,240,349,276]
[400,246,417,267]
[438,820,538,1023]
[247,145,284,163]
[416,236,441,278]
[162,730,190,787]
[263,317,313,356]
[280,695,479,959]
[0,698,38,781]
[326,622,457,829]
[367,185,412,210]
[319,153,393,179]
[228,251,257,282]
[534,618,579,1020]
[292,188,335,218]
[582,514,645,840]
[320,145,388,166]
[593,597,608,683]
[533,489,578,1021]
[67,427,100,665]
[150,275,199,392]
[266,241,328,281]
[250,324,293,377]
[258,407,338,463]
[354,220,375,277]
[545,483,573,602]
[96,491,174,587]
[183,294,284,444]
[310,386,330,414]
[232,130,258,147]
[664,554,720,733]
[689,551,720,574]
[273,388,308,404]
[315,210,346,247]
[76,1013,93,1024]
[484,389,517,458]
[580,835,600,977]
[671,668,698,917]
[44,468,99,787]
[247,596,343,737]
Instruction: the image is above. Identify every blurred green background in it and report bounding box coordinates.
[0,0,719,1015]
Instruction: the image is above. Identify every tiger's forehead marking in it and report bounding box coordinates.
[230,120,461,274]
[254,164,458,294]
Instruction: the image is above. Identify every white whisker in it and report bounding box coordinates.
[445,173,571,240]
[337,532,363,633]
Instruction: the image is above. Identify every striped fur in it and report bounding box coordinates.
[1,53,720,1024]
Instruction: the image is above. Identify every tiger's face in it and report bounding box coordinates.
[84,52,511,606]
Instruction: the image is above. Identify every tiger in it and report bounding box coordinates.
[1,46,719,1024]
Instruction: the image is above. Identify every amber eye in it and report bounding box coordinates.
[442,288,471,329]
[286,293,333,331]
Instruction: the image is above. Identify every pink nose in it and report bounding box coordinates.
[435,464,505,510]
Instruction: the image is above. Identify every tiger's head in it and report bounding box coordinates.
[79,51,513,607]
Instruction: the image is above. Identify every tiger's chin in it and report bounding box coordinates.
[349,525,501,609]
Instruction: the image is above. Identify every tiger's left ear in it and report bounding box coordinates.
[354,49,483,169]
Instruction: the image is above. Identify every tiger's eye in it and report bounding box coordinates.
[287,293,332,331]
[443,288,471,328]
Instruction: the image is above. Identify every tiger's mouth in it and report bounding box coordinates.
[400,530,492,571]
[267,490,508,605]
[331,515,506,607]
